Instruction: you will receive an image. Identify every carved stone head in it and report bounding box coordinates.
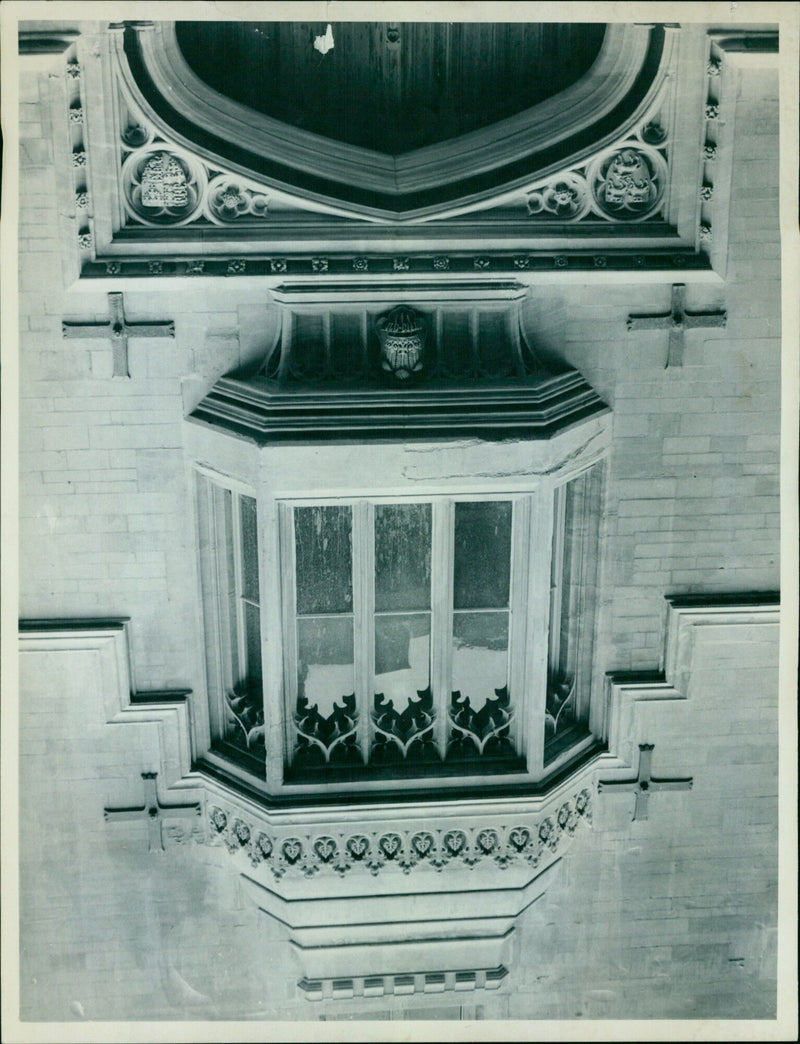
[375,306,426,380]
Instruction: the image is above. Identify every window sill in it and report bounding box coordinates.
[195,737,606,812]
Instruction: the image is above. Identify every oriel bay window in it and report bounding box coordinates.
[196,463,604,793]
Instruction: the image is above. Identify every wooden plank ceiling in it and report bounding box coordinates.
[176,22,606,155]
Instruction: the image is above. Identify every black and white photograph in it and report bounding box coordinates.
[1,2,797,1040]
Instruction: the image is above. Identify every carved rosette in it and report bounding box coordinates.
[206,785,594,879]
[526,172,590,220]
[206,174,270,223]
[587,145,667,221]
[121,145,206,226]
[375,306,426,380]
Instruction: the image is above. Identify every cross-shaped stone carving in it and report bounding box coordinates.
[62,292,175,377]
[598,743,693,821]
[103,772,201,852]
[626,283,726,368]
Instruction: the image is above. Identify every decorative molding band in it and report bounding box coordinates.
[81,249,711,281]
[698,38,725,253]
[62,40,94,262]
[298,965,508,1001]
[205,786,593,880]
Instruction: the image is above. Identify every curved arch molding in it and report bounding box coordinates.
[115,21,671,221]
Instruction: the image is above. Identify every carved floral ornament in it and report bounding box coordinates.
[122,144,274,227]
[206,786,593,879]
[114,92,671,229]
[207,174,270,221]
[525,142,667,223]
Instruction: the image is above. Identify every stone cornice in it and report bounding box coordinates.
[190,370,609,445]
[18,28,79,56]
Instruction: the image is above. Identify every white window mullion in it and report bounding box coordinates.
[198,477,227,740]
[431,498,454,761]
[231,494,247,679]
[508,496,531,759]
[279,503,299,767]
[524,487,555,778]
[213,485,238,692]
[353,500,373,765]
[260,497,285,790]
[548,483,567,677]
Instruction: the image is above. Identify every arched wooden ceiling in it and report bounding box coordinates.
[175,21,607,156]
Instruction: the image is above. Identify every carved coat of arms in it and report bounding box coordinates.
[602,148,653,208]
[141,152,189,208]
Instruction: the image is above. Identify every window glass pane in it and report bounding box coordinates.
[374,503,432,612]
[244,602,262,683]
[451,611,509,711]
[374,613,431,710]
[297,616,354,718]
[453,501,512,609]
[239,495,259,603]
[294,505,353,615]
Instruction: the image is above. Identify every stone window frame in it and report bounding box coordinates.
[192,440,607,801]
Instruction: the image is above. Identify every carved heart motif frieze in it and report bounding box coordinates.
[346,835,370,860]
[282,838,303,864]
[313,837,337,863]
[206,787,594,879]
[379,833,402,859]
[412,832,434,857]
